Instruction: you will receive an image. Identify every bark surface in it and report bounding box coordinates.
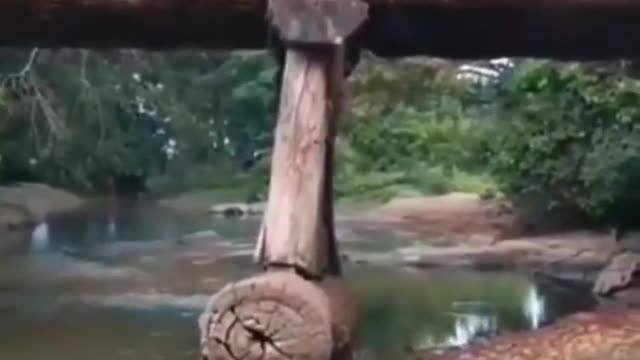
[254,44,343,277]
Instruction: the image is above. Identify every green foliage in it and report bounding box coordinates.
[336,58,496,201]
[1,48,639,229]
[490,61,640,222]
[0,50,276,194]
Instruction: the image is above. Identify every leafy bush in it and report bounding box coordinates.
[335,58,496,201]
[0,50,277,194]
[3,48,640,232]
[490,61,640,224]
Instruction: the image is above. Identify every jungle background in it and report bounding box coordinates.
[1,48,639,233]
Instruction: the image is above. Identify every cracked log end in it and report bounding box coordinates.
[199,271,356,360]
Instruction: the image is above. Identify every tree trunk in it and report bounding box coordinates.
[411,310,640,360]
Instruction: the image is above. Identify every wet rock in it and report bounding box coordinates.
[593,252,640,295]
[0,203,37,230]
[592,251,640,309]
[209,202,265,217]
[0,182,83,225]
[183,229,219,241]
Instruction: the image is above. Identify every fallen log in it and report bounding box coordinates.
[4,0,640,59]
[411,310,640,360]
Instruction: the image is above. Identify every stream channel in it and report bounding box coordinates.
[0,200,597,360]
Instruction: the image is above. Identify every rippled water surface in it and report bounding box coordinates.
[0,200,597,360]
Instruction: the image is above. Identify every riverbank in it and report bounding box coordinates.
[0,182,615,283]
[158,189,616,278]
[360,193,614,272]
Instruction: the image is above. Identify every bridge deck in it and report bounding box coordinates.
[1,0,640,58]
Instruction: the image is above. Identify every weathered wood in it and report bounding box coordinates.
[198,271,356,360]
[411,310,640,360]
[240,38,353,360]
[255,44,343,278]
[268,0,368,44]
[5,0,640,59]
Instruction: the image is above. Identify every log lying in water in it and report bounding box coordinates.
[412,310,640,360]
[4,0,640,58]
[198,271,356,360]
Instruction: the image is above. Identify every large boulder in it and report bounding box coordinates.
[0,182,84,228]
[593,251,640,308]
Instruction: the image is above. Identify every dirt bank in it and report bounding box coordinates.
[358,193,615,275]
[363,193,522,241]
[159,190,616,275]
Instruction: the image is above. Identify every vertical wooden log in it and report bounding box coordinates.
[201,3,367,359]
[201,43,356,360]
[255,44,344,277]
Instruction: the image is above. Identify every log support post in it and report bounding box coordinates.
[198,1,367,359]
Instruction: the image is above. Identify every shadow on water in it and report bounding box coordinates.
[0,199,597,360]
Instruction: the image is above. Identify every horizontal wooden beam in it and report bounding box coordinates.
[2,0,640,59]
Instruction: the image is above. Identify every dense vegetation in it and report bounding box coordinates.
[1,48,639,229]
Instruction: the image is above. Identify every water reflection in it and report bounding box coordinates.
[353,267,594,359]
[30,221,50,252]
[523,285,546,329]
[0,200,598,360]
[446,302,497,346]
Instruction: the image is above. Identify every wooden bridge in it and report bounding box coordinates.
[7,0,640,359]
[5,0,640,59]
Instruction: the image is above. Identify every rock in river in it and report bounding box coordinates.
[208,202,265,217]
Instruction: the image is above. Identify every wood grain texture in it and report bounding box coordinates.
[257,44,343,277]
[5,0,640,59]
[198,271,356,360]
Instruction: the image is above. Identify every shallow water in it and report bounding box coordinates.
[0,200,597,360]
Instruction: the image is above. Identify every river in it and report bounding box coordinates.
[0,200,597,360]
